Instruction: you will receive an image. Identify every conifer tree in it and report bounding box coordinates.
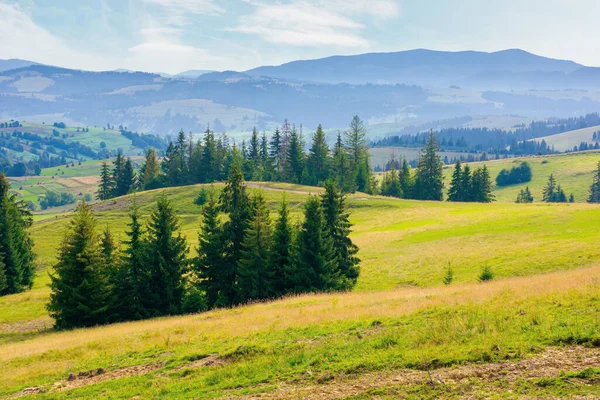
[161,142,180,187]
[321,181,360,290]
[399,158,414,198]
[516,187,534,203]
[344,116,372,193]
[542,174,567,203]
[176,130,189,184]
[237,192,273,302]
[447,160,463,202]
[588,161,600,203]
[332,132,355,192]
[140,148,161,190]
[471,166,495,203]
[200,127,217,183]
[459,164,472,202]
[285,127,305,183]
[144,195,189,315]
[287,196,337,293]
[269,128,283,180]
[0,173,36,295]
[248,127,260,169]
[306,124,330,185]
[260,132,270,179]
[195,188,225,309]
[111,151,125,197]
[380,158,402,198]
[97,161,113,200]
[414,131,444,200]
[270,195,293,295]
[47,202,111,329]
[219,164,252,305]
[189,140,203,184]
[114,157,135,197]
[112,204,150,321]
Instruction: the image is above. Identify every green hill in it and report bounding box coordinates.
[0,182,599,398]
[444,151,600,202]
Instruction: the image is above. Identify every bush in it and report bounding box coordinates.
[84,193,92,202]
[479,266,494,282]
[194,188,209,206]
[495,162,532,186]
[443,264,454,285]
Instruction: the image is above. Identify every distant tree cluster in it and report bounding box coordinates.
[49,168,360,329]
[516,187,534,203]
[447,161,495,203]
[39,190,77,210]
[97,152,136,200]
[0,173,36,296]
[542,174,573,203]
[100,116,377,201]
[0,121,22,128]
[495,162,532,186]
[571,142,600,152]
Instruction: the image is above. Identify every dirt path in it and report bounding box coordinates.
[239,346,600,399]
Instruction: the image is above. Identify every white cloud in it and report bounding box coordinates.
[230,1,371,48]
[142,0,224,25]
[0,3,115,70]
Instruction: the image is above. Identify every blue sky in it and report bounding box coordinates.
[1,0,599,74]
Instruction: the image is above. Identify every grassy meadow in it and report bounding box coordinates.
[0,153,599,398]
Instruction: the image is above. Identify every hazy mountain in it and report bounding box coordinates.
[174,70,215,79]
[245,49,585,89]
[0,59,40,72]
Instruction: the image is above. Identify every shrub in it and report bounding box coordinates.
[495,162,532,186]
[443,264,454,285]
[194,188,209,206]
[479,266,494,282]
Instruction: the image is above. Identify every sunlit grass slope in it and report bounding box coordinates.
[444,151,600,202]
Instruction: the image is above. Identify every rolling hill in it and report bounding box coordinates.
[0,181,599,398]
[532,126,600,152]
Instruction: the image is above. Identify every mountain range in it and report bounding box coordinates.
[1,49,600,138]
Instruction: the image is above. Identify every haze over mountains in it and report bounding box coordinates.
[1,49,600,138]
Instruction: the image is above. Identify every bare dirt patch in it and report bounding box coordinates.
[239,346,600,399]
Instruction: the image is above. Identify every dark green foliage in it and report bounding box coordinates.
[447,161,463,202]
[237,192,273,302]
[285,127,305,183]
[332,132,355,192]
[542,174,568,203]
[47,202,111,329]
[112,204,151,321]
[447,163,494,203]
[144,195,189,315]
[194,188,225,309]
[414,131,444,200]
[97,161,113,200]
[496,162,532,186]
[39,190,76,210]
[321,181,360,290]
[219,164,252,306]
[287,196,338,293]
[478,265,494,282]
[306,124,330,186]
[588,162,600,203]
[471,166,495,203]
[270,196,293,294]
[380,159,402,198]
[0,173,36,295]
[516,187,534,203]
[193,188,209,206]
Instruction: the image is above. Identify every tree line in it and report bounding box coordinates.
[98,116,377,201]
[49,166,360,329]
[447,161,495,203]
[0,174,36,296]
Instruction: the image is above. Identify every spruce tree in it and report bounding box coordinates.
[447,160,463,202]
[471,166,495,203]
[47,202,111,329]
[176,130,189,184]
[269,128,283,180]
[332,132,355,192]
[588,161,600,203]
[145,195,189,315]
[112,204,150,321]
[200,127,217,183]
[321,181,360,290]
[306,124,330,185]
[459,164,472,202]
[380,158,402,198]
[516,187,534,203]
[344,116,373,193]
[97,161,113,200]
[0,173,36,295]
[195,188,225,309]
[219,164,252,306]
[399,158,414,199]
[287,196,337,293]
[237,192,273,302]
[270,195,293,295]
[414,131,444,201]
[140,148,161,190]
[285,127,305,183]
[114,157,135,196]
[111,151,125,197]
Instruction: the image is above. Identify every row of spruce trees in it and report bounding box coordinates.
[48,165,360,329]
[97,116,376,201]
[0,174,36,296]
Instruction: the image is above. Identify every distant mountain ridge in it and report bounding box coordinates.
[245,49,585,88]
[0,59,40,72]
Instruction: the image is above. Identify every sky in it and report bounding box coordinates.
[1,0,599,74]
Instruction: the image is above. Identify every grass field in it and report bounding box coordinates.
[1,161,599,397]
[532,126,600,152]
[444,151,600,203]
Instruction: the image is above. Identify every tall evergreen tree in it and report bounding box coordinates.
[306,124,330,185]
[195,188,225,309]
[269,128,283,180]
[471,165,495,203]
[176,130,189,184]
[344,116,372,192]
[459,164,473,202]
[414,131,444,201]
[144,195,189,315]
[47,202,111,329]
[321,181,360,290]
[287,196,337,293]
[112,204,150,321]
[380,158,402,198]
[248,128,260,168]
[516,187,534,203]
[399,158,414,199]
[270,195,293,295]
[140,148,161,190]
[237,192,273,302]
[161,142,179,187]
[97,161,113,200]
[588,161,600,203]
[114,157,135,197]
[447,160,463,202]
[219,164,252,306]
[260,132,270,178]
[200,127,217,183]
[111,151,125,197]
[332,132,355,192]
[0,173,36,295]
[285,126,305,183]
